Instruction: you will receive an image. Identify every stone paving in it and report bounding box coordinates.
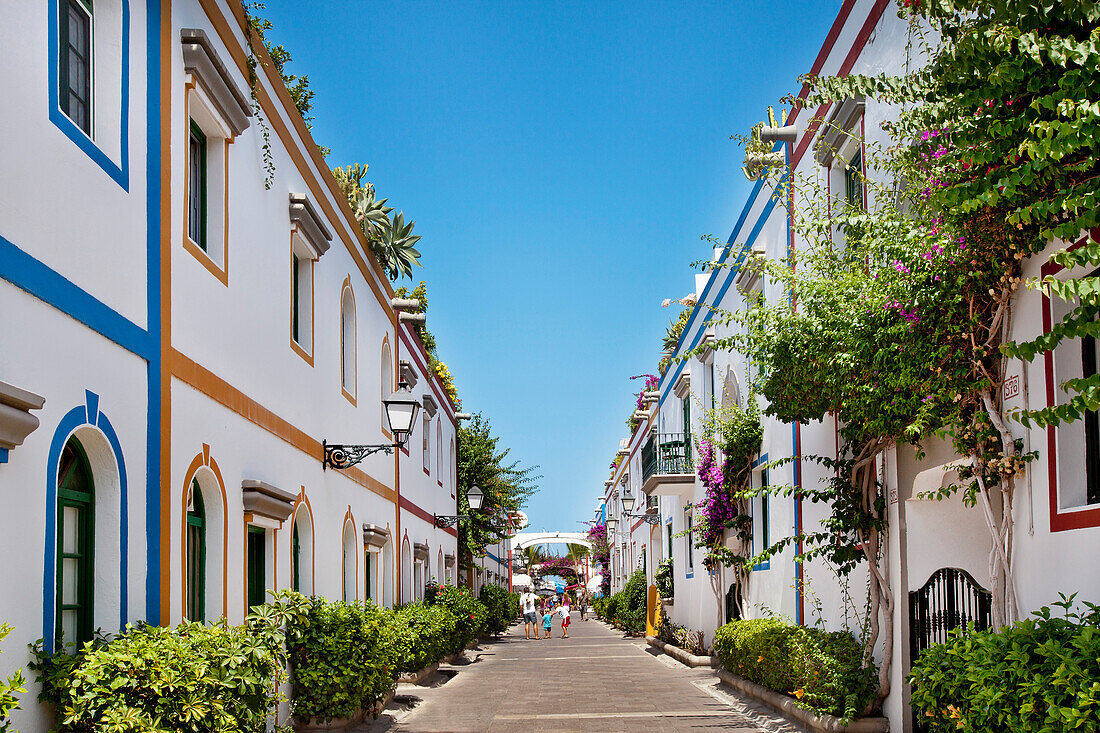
[358,614,807,733]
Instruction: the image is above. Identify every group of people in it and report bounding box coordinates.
[519,588,590,640]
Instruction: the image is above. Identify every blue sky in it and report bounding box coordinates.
[262,0,842,538]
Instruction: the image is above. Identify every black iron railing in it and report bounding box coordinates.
[642,432,695,484]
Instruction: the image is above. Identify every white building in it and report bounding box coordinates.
[598,1,1100,731]
[0,1,460,728]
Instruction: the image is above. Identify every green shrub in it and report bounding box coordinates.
[601,592,621,623]
[386,602,456,674]
[478,585,516,635]
[286,595,396,721]
[908,596,1100,732]
[657,616,704,655]
[654,558,674,600]
[0,624,25,732]
[714,617,875,720]
[425,584,487,653]
[29,592,308,732]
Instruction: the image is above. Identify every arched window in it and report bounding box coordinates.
[186,479,206,621]
[422,413,431,472]
[436,422,442,481]
[449,439,456,497]
[342,519,356,602]
[401,538,412,603]
[291,497,313,596]
[56,436,94,650]
[381,340,392,439]
[340,284,356,399]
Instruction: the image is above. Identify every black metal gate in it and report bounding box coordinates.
[909,567,992,731]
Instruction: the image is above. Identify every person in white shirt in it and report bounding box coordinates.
[520,588,539,640]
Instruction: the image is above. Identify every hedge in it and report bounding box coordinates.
[425,583,488,653]
[29,592,309,732]
[29,587,492,730]
[479,585,519,635]
[286,595,396,721]
[908,597,1100,732]
[713,617,876,721]
[595,570,647,635]
[386,602,456,674]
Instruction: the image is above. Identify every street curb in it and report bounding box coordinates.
[716,668,889,733]
[646,635,718,668]
[397,662,438,684]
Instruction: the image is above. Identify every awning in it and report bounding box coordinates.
[510,573,532,589]
[910,459,973,501]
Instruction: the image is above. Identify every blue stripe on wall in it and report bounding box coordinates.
[144,0,162,626]
[0,235,154,359]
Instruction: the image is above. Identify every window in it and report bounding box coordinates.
[340,286,356,399]
[59,0,93,135]
[291,523,301,593]
[246,526,266,610]
[186,479,206,621]
[1084,319,1100,505]
[56,437,94,651]
[187,120,207,250]
[752,468,771,570]
[681,397,692,462]
[436,423,442,482]
[381,341,393,439]
[364,549,374,603]
[760,468,770,551]
[684,506,694,576]
[845,151,864,210]
[342,520,356,602]
[413,561,422,601]
[666,521,673,561]
[292,254,307,346]
[423,414,431,472]
[707,361,716,412]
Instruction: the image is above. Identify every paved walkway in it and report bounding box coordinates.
[359,615,807,732]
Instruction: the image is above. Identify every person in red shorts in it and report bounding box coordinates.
[560,594,571,638]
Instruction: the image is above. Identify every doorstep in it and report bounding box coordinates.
[646,635,718,668]
[716,668,888,733]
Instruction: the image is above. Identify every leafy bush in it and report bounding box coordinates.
[600,592,621,623]
[654,558,674,600]
[595,571,648,635]
[426,584,487,653]
[714,617,875,720]
[286,594,395,722]
[386,602,456,674]
[908,596,1100,732]
[29,593,307,732]
[478,585,517,635]
[0,624,25,732]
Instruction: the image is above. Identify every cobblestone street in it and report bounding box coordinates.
[362,616,806,732]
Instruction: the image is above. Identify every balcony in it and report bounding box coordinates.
[641,432,697,497]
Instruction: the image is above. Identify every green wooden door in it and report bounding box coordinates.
[186,480,206,621]
[56,438,94,651]
[247,526,266,609]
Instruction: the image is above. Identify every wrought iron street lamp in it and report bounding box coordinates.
[621,487,660,525]
[323,379,420,469]
[434,485,484,528]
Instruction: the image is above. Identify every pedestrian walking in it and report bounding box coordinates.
[560,595,571,638]
[520,587,539,640]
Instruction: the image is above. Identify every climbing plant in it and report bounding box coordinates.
[700,0,1100,711]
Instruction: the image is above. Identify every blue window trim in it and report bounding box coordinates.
[48,0,131,190]
[41,391,128,653]
[752,452,771,571]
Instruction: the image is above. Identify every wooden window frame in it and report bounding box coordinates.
[55,438,95,651]
[187,119,208,252]
[246,526,266,610]
[59,0,93,136]
[186,480,206,622]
